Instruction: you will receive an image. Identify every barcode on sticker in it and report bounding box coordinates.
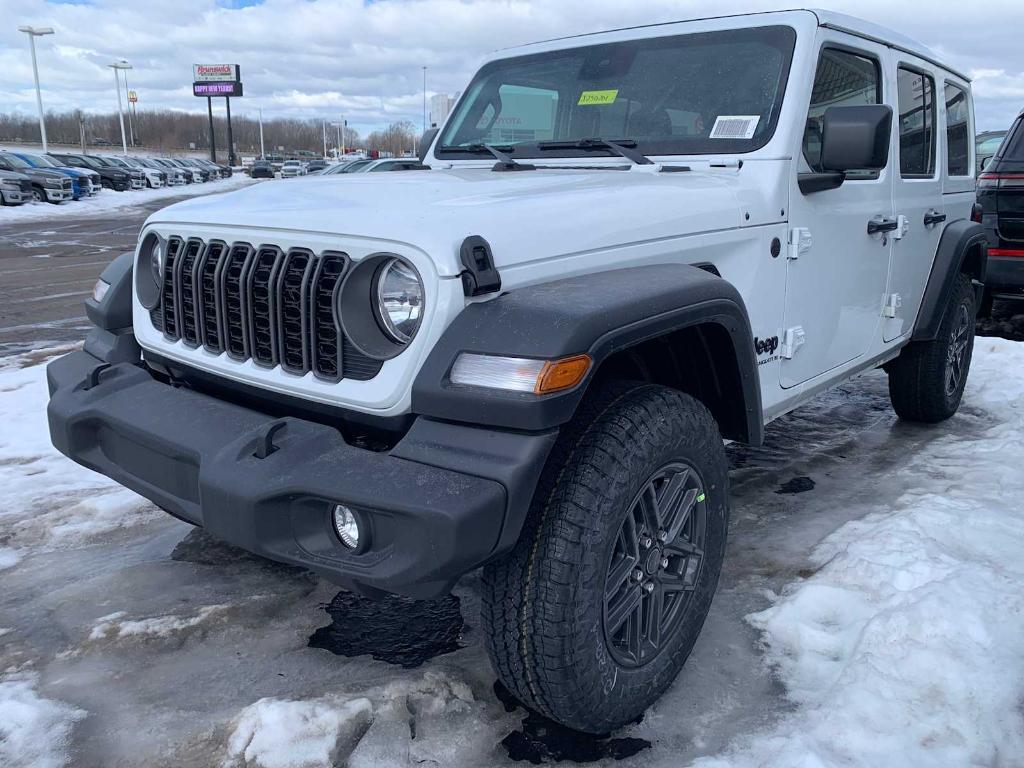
[709,115,760,139]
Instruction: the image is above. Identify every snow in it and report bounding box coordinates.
[0,672,85,768]
[689,337,1024,768]
[88,605,230,641]
[0,352,156,561]
[0,174,258,224]
[224,696,372,768]
[1,338,1023,766]
[223,671,511,768]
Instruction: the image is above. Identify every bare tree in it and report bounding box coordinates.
[0,109,368,157]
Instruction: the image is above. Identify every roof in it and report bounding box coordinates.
[500,9,966,81]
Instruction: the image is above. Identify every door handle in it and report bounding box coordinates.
[923,210,947,227]
[867,217,899,235]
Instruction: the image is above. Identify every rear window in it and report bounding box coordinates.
[998,118,1024,161]
[943,83,970,176]
[897,66,937,178]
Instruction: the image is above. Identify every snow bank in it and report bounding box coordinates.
[693,337,1024,768]
[0,354,155,560]
[223,670,513,768]
[0,175,257,224]
[0,672,85,768]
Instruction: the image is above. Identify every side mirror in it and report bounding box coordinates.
[980,155,994,172]
[799,104,892,194]
[418,127,439,163]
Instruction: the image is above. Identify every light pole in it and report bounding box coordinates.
[422,66,427,135]
[18,26,54,152]
[258,108,265,158]
[122,66,135,148]
[109,60,132,154]
[331,122,343,159]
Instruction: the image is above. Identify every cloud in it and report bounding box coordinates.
[1,0,1022,134]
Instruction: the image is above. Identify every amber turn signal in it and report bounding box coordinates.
[535,354,592,394]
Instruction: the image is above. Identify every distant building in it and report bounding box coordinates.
[430,93,458,128]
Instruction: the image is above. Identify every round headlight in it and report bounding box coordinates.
[136,232,164,311]
[149,238,164,283]
[375,257,423,344]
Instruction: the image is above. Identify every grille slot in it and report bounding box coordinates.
[310,252,347,380]
[221,243,253,360]
[197,241,227,353]
[149,237,381,383]
[176,239,203,347]
[247,246,284,366]
[277,249,314,374]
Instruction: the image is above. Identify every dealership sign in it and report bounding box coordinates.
[193,64,239,82]
[193,81,243,97]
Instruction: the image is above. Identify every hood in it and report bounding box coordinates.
[0,170,30,183]
[20,166,67,182]
[147,167,749,277]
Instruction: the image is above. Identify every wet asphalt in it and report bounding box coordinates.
[0,197,177,357]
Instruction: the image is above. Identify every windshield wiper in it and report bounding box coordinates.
[462,143,535,171]
[537,138,654,165]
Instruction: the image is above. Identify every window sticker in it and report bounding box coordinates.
[709,115,760,139]
[577,89,619,106]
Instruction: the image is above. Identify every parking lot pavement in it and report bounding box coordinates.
[0,195,219,357]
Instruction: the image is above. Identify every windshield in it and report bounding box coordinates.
[439,25,795,159]
[2,154,31,169]
[81,156,108,168]
[978,134,1007,158]
[22,153,56,168]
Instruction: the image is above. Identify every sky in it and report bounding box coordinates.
[1,0,1022,138]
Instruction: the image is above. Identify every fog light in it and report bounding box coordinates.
[332,504,361,549]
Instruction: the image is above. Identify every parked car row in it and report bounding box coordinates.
[0,150,232,208]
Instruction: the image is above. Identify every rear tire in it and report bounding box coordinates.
[481,382,728,734]
[888,273,975,423]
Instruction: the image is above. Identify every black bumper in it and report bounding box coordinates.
[987,254,1024,295]
[47,350,556,598]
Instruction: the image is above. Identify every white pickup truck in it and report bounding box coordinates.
[48,9,986,733]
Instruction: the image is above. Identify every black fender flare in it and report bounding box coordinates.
[412,263,763,444]
[912,219,987,341]
[85,250,134,331]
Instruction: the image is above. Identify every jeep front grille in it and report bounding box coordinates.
[149,237,382,381]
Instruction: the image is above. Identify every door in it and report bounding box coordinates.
[782,41,894,388]
[885,60,944,341]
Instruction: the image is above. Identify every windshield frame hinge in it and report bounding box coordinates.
[459,235,502,297]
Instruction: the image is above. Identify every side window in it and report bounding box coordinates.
[897,67,936,177]
[803,48,882,177]
[944,83,970,176]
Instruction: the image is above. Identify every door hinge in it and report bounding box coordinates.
[788,227,812,260]
[780,326,805,359]
[882,293,902,318]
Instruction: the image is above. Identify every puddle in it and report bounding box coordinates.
[494,681,651,764]
[309,591,463,668]
[775,476,816,494]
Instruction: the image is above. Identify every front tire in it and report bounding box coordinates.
[888,273,975,423]
[481,382,729,734]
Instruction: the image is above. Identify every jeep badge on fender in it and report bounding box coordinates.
[47,10,986,735]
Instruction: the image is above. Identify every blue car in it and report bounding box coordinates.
[11,151,95,200]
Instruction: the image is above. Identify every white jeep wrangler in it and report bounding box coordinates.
[48,9,987,733]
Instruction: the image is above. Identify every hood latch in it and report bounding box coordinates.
[459,236,502,297]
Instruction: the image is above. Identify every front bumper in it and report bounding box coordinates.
[1,187,27,204]
[130,178,145,190]
[987,253,1024,296]
[47,349,555,598]
[44,187,73,202]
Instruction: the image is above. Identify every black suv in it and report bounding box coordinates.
[978,110,1024,305]
[50,153,132,191]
